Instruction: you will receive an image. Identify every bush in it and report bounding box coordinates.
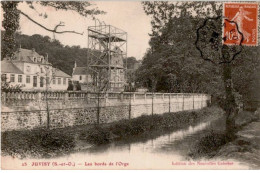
[189,130,233,158]
[82,126,110,144]
[1,129,75,158]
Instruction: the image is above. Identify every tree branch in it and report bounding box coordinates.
[19,10,84,35]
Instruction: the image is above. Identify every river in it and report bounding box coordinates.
[5,116,250,169]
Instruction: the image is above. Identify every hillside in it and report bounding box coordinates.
[1,32,89,75]
[1,32,139,75]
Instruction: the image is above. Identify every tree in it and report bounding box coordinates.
[90,67,110,124]
[1,1,104,59]
[142,1,260,137]
[36,65,57,129]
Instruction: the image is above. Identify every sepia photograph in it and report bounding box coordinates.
[1,0,260,170]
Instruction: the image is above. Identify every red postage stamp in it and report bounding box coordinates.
[223,3,258,46]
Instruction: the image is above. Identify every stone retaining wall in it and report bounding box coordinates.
[1,91,211,131]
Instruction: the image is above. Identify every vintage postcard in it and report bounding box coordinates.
[1,0,260,170]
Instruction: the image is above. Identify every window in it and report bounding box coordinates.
[53,78,56,84]
[33,76,37,87]
[18,75,22,83]
[46,77,50,85]
[26,76,30,83]
[79,75,82,80]
[10,74,15,82]
[63,78,66,85]
[58,78,61,85]
[40,77,44,87]
[2,74,7,82]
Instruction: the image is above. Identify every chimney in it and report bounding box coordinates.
[73,61,77,75]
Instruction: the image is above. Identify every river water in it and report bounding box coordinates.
[5,116,250,169]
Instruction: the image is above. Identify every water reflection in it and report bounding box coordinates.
[76,118,220,156]
[14,116,248,169]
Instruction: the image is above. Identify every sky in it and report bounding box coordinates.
[1,1,152,60]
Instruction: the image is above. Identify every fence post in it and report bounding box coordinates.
[120,92,124,101]
[201,94,203,108]
[64,92,69,101]
[201,94,204,108]
[36,92,42,101]
[152,92,154,115]
[129,93,131,119]
[86,92,90,104]
[193,94,195,110]
[182,94,184,111]
[169,94,171,113]
[97,92,100,125]
[133,92,135,102]
[105,92,109,106]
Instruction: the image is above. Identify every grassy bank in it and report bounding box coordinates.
[79,106,223,144]
[189,109,260,159]
[1,106,223,159]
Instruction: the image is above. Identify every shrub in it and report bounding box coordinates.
[189,130,232,158]
[82,126,110,144]
[1,129,75,158]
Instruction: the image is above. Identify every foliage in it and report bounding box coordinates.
[1,129,75,159]
[1,1,20,58]
[139,2,260,103]
[67,80,74,91]
[123,57,139,69]
[1,74,22,92]
[190,130,230,158]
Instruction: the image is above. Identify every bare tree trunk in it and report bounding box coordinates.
[97,92,100,125]
[45,91,50,130]
[222,63,238,138]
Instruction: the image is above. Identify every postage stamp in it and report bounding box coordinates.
[223,3,258,46]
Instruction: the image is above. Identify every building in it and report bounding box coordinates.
[1,48,71,91]
[72,61,92,84]
[72,47,126,92]
[71,61,93,91]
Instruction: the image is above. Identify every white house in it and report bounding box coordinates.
[1,48,71,91]
[72,61,92,84]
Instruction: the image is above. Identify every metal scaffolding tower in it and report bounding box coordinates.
[87,23,127,92]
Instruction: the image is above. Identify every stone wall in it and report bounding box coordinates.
[1,91,211,131]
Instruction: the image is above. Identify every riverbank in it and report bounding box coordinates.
[1,106,223,159]
[189,109,260,169]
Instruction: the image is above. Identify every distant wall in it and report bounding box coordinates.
[1,91,211,131]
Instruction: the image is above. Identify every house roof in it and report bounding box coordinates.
[54,68,71,78]
[13,48,49,64]
[1,60,24,74]
[73,67,89,75]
